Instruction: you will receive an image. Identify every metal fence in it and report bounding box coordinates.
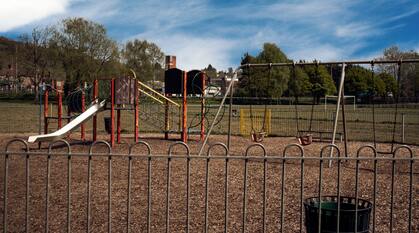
[0,139,417,232]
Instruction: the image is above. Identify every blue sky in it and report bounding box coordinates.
[1,0,418,70]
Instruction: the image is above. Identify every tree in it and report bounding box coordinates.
[50,17,119,85]
[377,72,398,97]
[379,46,419,98]
[0,36,20,92]
[256,43,290,98]
[288,65,311,102]
[122,39,164,82]
[203,64,217,80]
[342,65,388,104]
[344,65,371,96]
[237,43,290,98]
[367,73,386,97]
[235,53,255,97]
[303,64,336,103]
[18,27,56,96]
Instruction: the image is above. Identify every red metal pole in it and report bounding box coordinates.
[57,81,62,129]
[182,71,188,142]
[134,82,139,142]
[93,79,98,141]
[117,109,121,143]
[44,89,48,134]
[200,72,205,141]
[67,85,71,138]
[110,79,115,147]
[81,82,86,141]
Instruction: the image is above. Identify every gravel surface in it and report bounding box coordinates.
[0,133,417,232]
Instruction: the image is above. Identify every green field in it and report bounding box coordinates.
[0,100,418,145]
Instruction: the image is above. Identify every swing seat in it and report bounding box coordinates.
[251,131,266,142]
[298,134,312,146]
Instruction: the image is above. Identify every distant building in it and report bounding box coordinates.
[204,86,222,96]
[206,70,238,96]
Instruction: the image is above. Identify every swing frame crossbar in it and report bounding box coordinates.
[239,59,419,68]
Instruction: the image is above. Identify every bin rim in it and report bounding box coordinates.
[304,196,372,212]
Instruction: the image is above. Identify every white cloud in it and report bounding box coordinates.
[355,50,384,61]
[64,0,119,21]
[133,32,238,70]
[1,0,417,69]
[386,7,419,22]
[335,23,376,39]
[123,0,240,70]
[262,0,348,22]
[288,44,345,62]
[0,0,70,32]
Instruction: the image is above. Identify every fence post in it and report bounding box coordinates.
[402,113,405,143]
[181,71,187,142]
[44,88,49,135]
[81,82,86,141]
[110,79,115,147]
[324,96,327,111]
[93,79,98,141]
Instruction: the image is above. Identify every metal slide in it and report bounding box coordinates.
[28,100,106,143]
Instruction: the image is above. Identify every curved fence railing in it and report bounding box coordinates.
[0,139,417,232]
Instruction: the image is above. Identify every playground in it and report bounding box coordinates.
[0,58,418,233]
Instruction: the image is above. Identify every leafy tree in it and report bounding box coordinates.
[256,43,290,98]
[122,39,164,82]
[344,65,371,95]
[50,17,119,85]
[367,73,386,97]
[303,64,336,103]
[203,64,217,79]
[376,72,398,97]
[343,65,388,103]
[235,53,255,97]
[237,43,290,98]
[288,65,311,102]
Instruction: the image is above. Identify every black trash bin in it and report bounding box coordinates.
[104,117,112,134]
[304,196,372,233]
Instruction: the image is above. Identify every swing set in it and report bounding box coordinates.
[241,59,410,153]
[292,63,334,146]
[246,64,273,142]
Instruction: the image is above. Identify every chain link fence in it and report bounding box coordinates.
[0,101,418,145]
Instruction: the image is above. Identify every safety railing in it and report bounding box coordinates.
[128,69,181,133]
[137,80,179,107]
[0,139,417,232]
[129,69,179,107]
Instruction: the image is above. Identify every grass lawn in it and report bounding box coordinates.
[0,100,418,145]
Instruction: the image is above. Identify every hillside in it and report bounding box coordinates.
[0,36,19,75]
